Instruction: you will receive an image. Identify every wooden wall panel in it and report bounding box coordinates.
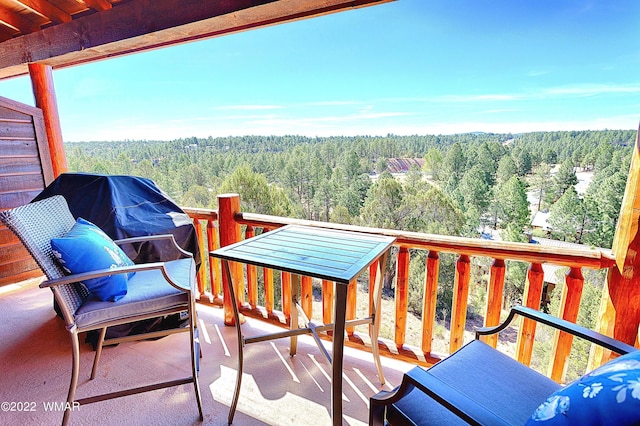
[0,95,53,287]
[0,105,30,121]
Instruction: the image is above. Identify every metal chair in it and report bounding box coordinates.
[0,195,203,426]
[370,306,638,425]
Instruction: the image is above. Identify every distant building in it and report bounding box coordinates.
[386,158,425,173]
[531,211,551,232]
[532,237,611,307]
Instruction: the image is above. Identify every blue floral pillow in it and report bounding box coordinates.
[51,218,134,301]
[527,350,640,425]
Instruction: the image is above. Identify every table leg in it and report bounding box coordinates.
[290,274,300,356]
[332,281,348,426]
[224,260,244,425]
[370,252,388,385]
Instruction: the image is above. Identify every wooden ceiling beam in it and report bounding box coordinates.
[80,0,112,12]
[0,0,393,80]
[14,0,72,24]
[0,5,39,33]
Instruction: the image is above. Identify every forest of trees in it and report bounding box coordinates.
[66,129,634,248]
[65,129,636,366]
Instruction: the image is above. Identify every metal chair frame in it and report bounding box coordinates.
[1,195,203,425]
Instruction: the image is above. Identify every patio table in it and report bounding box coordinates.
[210,224,395,425]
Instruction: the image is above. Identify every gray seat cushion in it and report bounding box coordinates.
[74,258,194,330]
[388,340,562,425]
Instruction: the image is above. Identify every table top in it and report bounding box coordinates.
[210,225,395,284]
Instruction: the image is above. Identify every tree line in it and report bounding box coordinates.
[66,129,634,248]
[65,130,636,331]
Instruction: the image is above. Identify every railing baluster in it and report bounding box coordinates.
[550,266,584,382]
[282,271,291,320]
[264,267,274,315]
[369,261,378,316]
[395,247,409,348]
[185,194,616,369]
[516,262,544,365]
[244,226,257,309]
[322,279,334,325]
[422,250,439,355]
[193,219,206,297]
[483,258,506,348]
[207,218,222,303]
[301,275,313,321]
[450,254,471,353]
[347,279,357,335]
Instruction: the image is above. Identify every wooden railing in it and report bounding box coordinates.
[184,193,617,384]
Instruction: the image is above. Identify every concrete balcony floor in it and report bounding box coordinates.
[0,281,413,425]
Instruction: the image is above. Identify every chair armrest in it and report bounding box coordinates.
[476,305,636,355]
[370,366,510,426]
[39,262,191,293]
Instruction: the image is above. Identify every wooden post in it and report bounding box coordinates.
[450,254,470,353]
[516,262,544,365]
[422,250,439,355]
[28,63,67,177]
[264,267,274,315]
[301,275,313,320]
[550,267,583,382]
[395,246,409,347]
[282,271,292,320]
[369,261,378,313]
[346,278,357,335]
[218,193,243,325]
[193,219,206,297]
[322,279,334,325]
[483,258,506,348]
[207,218,222,303]
[245,226,257,309]
[597,124,640,359]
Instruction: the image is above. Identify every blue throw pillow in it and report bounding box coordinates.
[51,218,134,302]
[527,350,640,425]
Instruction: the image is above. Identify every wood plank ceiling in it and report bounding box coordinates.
[0,0,393,80]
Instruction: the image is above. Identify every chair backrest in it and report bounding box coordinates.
[0,195,89,312]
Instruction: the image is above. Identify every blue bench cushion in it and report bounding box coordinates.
[389,340,561,425]
[74,257,194,330]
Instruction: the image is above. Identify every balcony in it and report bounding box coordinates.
[1,190,631,424]
[0,1,638,424]
[0,278,414,425]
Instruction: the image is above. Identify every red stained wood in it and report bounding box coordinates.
[263,267,274,315]
[217,193,243,325]
[450,254,470,353]
[282,271,291,320]
[28,64,66,177]
[484,258,506,348]
[245,226,257,308]
[301,275,312,320]
[322,279,334,325]
[421,250,439,354]
[603,125,640,352]
[193,220,205,296]
[550,267,583,382]
[207,218,222,303]
[346,278,356,335]
[395,247,409,347]
[516,262,544,366]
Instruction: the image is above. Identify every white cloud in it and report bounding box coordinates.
[543,83,640,97]
[215,104,283,111]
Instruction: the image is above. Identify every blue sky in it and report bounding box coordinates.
[1,0,639,142]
